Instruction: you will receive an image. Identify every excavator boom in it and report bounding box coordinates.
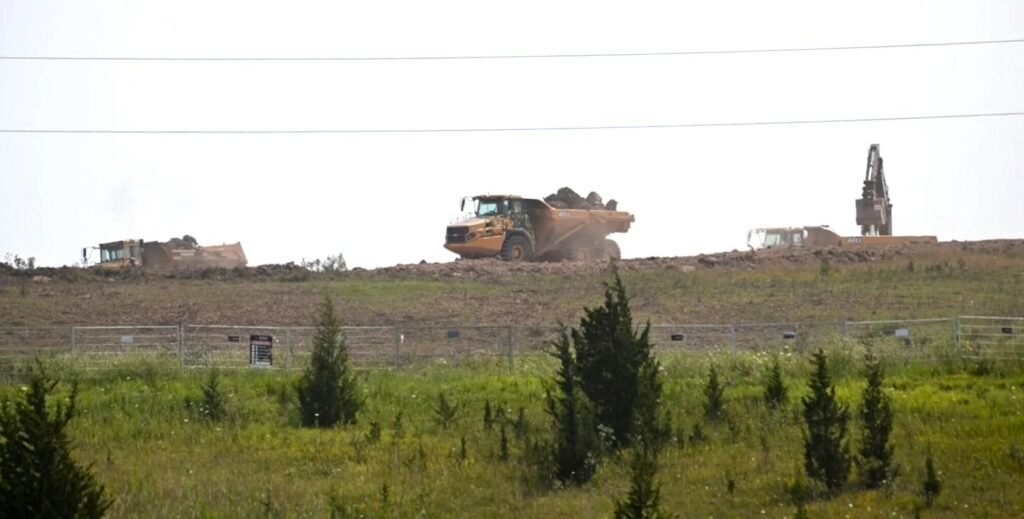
[855,143,893,235]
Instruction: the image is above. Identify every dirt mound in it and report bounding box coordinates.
[544,187,619,211]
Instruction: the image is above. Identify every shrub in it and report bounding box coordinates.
[0,362,111,518]
[573,267,661,448]
[802,350,851,493]
[434,393,459,430]
[296,294,361,427]
[544,328,599,485]
[921,452,941,508]
[703,364,725,421]
[857,354,896,488]
[613,445,671,519]
[185,370,228,422]
[763,356,788,410]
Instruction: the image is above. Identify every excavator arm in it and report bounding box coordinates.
[855,143,893,235]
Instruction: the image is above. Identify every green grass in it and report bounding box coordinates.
[3,350,1022,518]
[2,244,1023,327]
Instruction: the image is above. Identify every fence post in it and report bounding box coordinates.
[286,328,293,369]
[393,326,401,368]
[177,324,184,367]
[507,326,514,374]
[842,320,848,338]
[730,325,737,354]
[70,326,76,353]
[953,317,962,358]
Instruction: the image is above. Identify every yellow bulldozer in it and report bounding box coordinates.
[86,235,247,271]
[444,191,634,262]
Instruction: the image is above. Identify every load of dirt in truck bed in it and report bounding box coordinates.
[544,187,618,211]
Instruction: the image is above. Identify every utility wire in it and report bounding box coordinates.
[2,112,1022,135]
[1,38,1022,61]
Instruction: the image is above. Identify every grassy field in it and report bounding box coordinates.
[2,241,1022,517]
[3,349,1023,518]
[2,241,1023,328]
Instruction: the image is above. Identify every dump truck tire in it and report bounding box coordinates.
[599,239,621,260]
[501,235,534,262]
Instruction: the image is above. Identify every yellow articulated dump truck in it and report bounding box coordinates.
[444,194,634,262]
[87,235,247,271]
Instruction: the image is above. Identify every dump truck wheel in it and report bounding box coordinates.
[601,239,621,260]
[501,235,534,262]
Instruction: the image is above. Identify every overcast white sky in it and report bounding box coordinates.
[1,1,1022,268]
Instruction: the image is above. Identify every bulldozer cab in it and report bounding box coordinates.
[748,228,805,249]
[97,240,143,267]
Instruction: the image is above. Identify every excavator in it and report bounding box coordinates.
[855,143,893,236]
[748,144,936,249]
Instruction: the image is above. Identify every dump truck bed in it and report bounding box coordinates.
[523,199,633,256]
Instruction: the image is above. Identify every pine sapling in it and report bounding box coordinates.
[296,294,361,427]
[613,445,671,519]
[703,364,725,421]
[858,354,896,488]
[921,453,941,508]
[763,355,788,410]
[434,392,459,430]
[802,350,851,493]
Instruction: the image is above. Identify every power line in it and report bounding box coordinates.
[2,112,1022,135]
[1,38,1022,62]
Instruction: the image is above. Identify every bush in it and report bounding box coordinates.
[857,354,896,488]
[921,452,942,508]
[434,393,459,430]
[613,445,671,519]
[0,362,111,518]
[573,267,661,448]
[763,356,788,410]
[544,328,599,485]
[802,350,851,493]
[185,370,228,422]
[702,364,725,421]
[296,294,361,427]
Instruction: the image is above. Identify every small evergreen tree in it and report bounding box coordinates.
[434,392,459,430]
[296,294,360,427]
[802,350,851,493]
[613,445,671,519]
[574,267,660,448]
[0,363,111,518]
[483,400,494,431]
[858,354,895,488]
[702,364,725,421]
[186,370,228,422]
[545,328,599,485]
[763,355,788,410]
[921,453,941,508]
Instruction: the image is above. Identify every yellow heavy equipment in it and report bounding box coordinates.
[86,236,247,271]
[748,144,937,250]
[444,194,634,261]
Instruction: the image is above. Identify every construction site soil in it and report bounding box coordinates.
[1,240,1022,327]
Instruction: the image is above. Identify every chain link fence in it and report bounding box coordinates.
[1,316,1021,376]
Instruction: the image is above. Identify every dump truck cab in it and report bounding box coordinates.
[445,195,535,260]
